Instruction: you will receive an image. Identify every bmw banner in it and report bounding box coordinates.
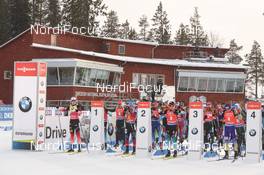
[89,101,105,151]
[188,101,204,161]
[246,101,262,163]
[12,62,47,150]
[136,102,152,158]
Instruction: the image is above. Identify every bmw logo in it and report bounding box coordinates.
[93,125,99,132]
[40,98,44,103]
[191,128,198,135]
[19,97,32,112]
[249,129,257,137]
[40,115,44,120]
[108,124,114,136]
[39,132,43,137]
[139,127,146,133]
[40,81,44,87]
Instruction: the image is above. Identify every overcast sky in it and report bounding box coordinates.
[103,0,264,56]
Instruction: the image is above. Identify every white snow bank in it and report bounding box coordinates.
[0,131,263,175]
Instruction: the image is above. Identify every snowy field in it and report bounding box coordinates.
[0,131,264,175]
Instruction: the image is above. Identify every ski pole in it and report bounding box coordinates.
[56,107,65,152]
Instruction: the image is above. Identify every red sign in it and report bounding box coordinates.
[39,63,47,77]
[247,101,261,110]
[15,62,38,76]
[138,102,151,108]
[189,101,203,109]
[91,101,104,108]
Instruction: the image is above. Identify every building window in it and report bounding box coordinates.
[177,71,245,93]
[207,78,217,92]
[118,44,126,55]
[75,67,91,86]
[216,79,225,92]
[106,43,111,53]
[234,79,244,92]
[178,77,188,91]
[51,34,57,46]
[132,73,165,87]
[47,67,59,85]
[58,67,75,85]
[3,70,12,80]
[74,67,121,87]
[197,78,208,92]
[226,79,235,92]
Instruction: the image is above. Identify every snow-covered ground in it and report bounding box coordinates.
[0,130,264,175]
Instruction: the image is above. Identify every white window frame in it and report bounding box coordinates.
[118,44,126,55]
[177,70,245,94]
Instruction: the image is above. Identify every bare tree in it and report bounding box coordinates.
[208,32,224,48]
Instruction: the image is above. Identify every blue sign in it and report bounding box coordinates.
[0,105,13,121]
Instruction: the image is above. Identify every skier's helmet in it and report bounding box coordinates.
[70,97,77,105]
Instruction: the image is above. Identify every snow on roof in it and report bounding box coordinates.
[100,37,159,46]
[32,58,123,72]
[31,43,248,70]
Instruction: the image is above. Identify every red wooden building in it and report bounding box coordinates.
[0,26,247,107]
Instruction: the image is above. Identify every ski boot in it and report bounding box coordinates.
[165,149,171,157]
[78,144,81,152]
[173,150,177,157]
[123,146,129,154]
[114,143,119,149]
[152,142,156,150]
[223,150,229,159]
[159,142,163,151]
[132,147,136,155]
[67,144,74,152]
[234,151,238,159]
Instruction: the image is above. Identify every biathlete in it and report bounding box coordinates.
[223,105,238,159]
[66,97,82,152]
[164,101,178,157]
[151,102,163,150]
[124,106,137,155]
[114,100,125,148]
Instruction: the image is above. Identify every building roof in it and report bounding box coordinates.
[32,43,248,70]
[0,28,30,48]
[32,58,123,73]
[0,25,229,50]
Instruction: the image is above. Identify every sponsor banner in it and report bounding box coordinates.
[189,101,203,109]
[45,108,69,150]
[136,102,152,158]
[138,102,151,108]
[0,121,13,131]
[89,102,105,150]
[0,105,13,121]
[91,101,104,108]
[106,111,116,144]
[15,62,38,76]
[246,101,262,163]
[12,62,47,150]
[188,100,204,161]
[247,101,261,110]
